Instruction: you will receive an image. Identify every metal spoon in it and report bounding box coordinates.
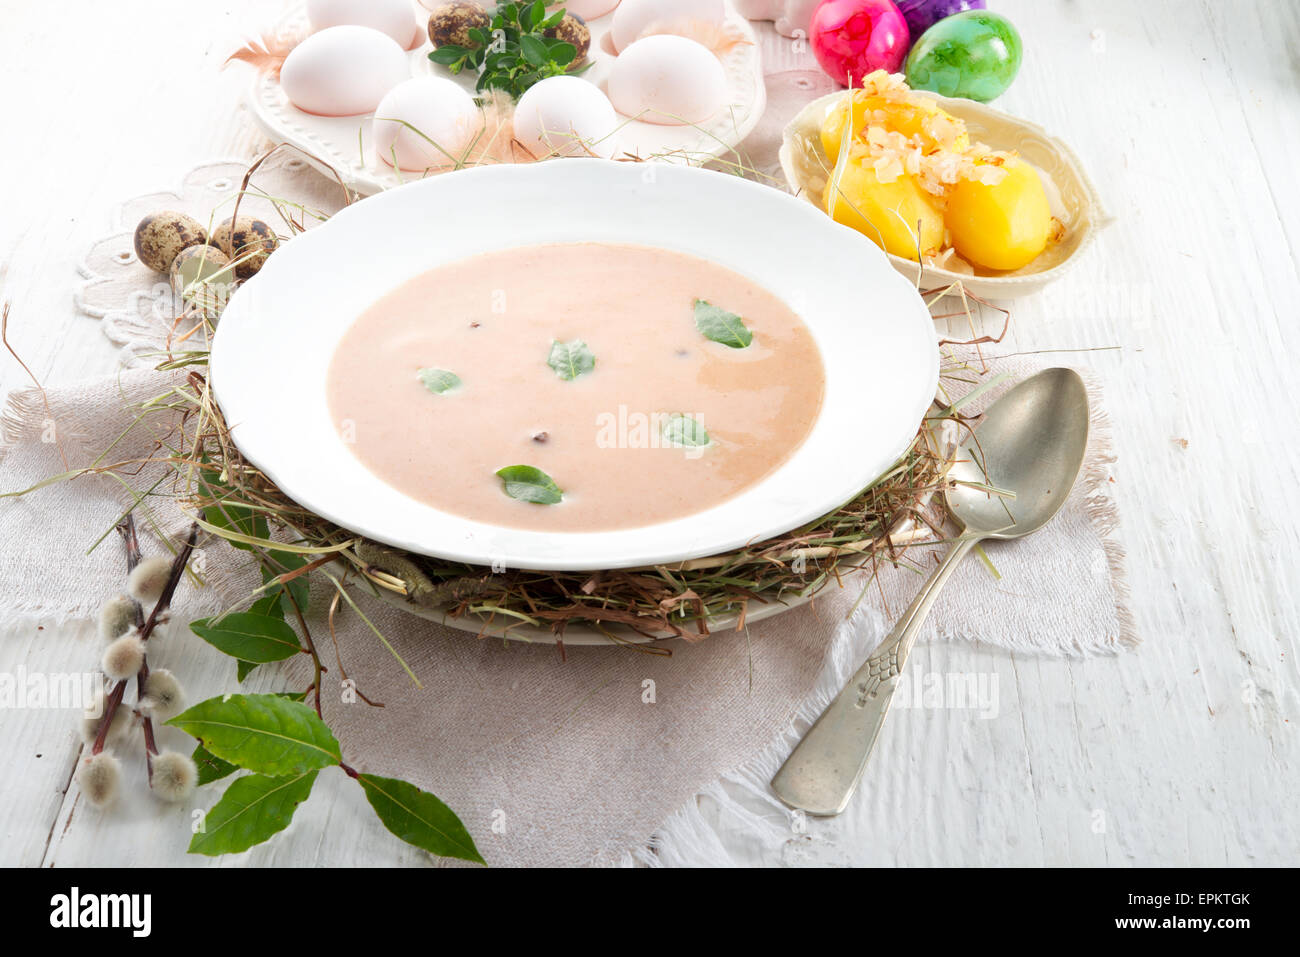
[771,367,1090,815]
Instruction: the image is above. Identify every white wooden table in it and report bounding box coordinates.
[1,0,1297,866]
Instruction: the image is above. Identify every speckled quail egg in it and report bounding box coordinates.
[547,13,592,65]
[133,212,208,273]
[211,217,280,280]
[169,244,231,293]
[427,1,491,49]
[169,245,234,316]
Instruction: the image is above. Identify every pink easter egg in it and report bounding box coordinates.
[810,0,911,87]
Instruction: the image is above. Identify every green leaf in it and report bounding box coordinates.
[357,773,484,864]
[192,743,238,786]
[167,693,341,776]
[528,0,546,28]
[547,339,595,380]
[418,368,462,395]
[520,33,547,66]
[203,503,268,549]
[262,550,310,615]
[495,465,563,505]
[199,470,269,550]
[429,44,468,65]
[694,300,753,349]
[236,659,258,683]
[189,771,318,856]
[544,40,576,66]
[190,613,302,664]
[662,413,711,449]
[248,593,282,619]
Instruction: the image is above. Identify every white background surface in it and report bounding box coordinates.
[0,0,1297,866]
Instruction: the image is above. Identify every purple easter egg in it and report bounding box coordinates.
[896,0,986,39]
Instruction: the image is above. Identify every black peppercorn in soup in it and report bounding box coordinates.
[327,243,826,532]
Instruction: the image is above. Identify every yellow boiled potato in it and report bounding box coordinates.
[820,94,968,163]
[824,159,944,261]
[945,159,1052,271]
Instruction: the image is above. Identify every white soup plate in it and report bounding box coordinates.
[211,159,939,576]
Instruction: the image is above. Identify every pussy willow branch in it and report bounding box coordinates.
[91,521,200,758]
[115,516,158,774]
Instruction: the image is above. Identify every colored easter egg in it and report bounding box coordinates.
[904,10,1022,102]
[810,0,911,87]
[894,0,985,40]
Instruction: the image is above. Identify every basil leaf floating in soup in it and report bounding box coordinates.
[693,300,753,349]
[662,413,711,449]
[547,339,596,381]
[418,368,462,395]
[496,465,564,505]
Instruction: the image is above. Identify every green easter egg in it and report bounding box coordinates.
[904,10,1023,103]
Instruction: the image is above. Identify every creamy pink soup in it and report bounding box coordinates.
[327,242,825,532]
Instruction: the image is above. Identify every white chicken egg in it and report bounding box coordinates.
[308,0,420,49]
[373,77,479,170]
[562,0,622,20]
[607,35,727,126]
[611,0,725,52]
[281,26,410,116]
[513,76,620,159]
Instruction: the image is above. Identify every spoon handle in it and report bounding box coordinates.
[771,535,980,816]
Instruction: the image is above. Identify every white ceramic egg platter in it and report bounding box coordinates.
[246,1,768,195]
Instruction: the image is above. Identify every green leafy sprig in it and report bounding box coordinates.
[171,694,482,862]
[177,471,483,863]
[429,1,586,99]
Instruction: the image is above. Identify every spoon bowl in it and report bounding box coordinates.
[948,367,1091,539]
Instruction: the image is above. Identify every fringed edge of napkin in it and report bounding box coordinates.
[1078,369,1137,652]
[1066,366,1136,653]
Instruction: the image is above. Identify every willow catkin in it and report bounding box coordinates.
[127,556,172,606]
[98,596,136,642]
[79,752,122,807]
[102,633,145,681]
[140,669,185,721]
[150,751,198,803]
